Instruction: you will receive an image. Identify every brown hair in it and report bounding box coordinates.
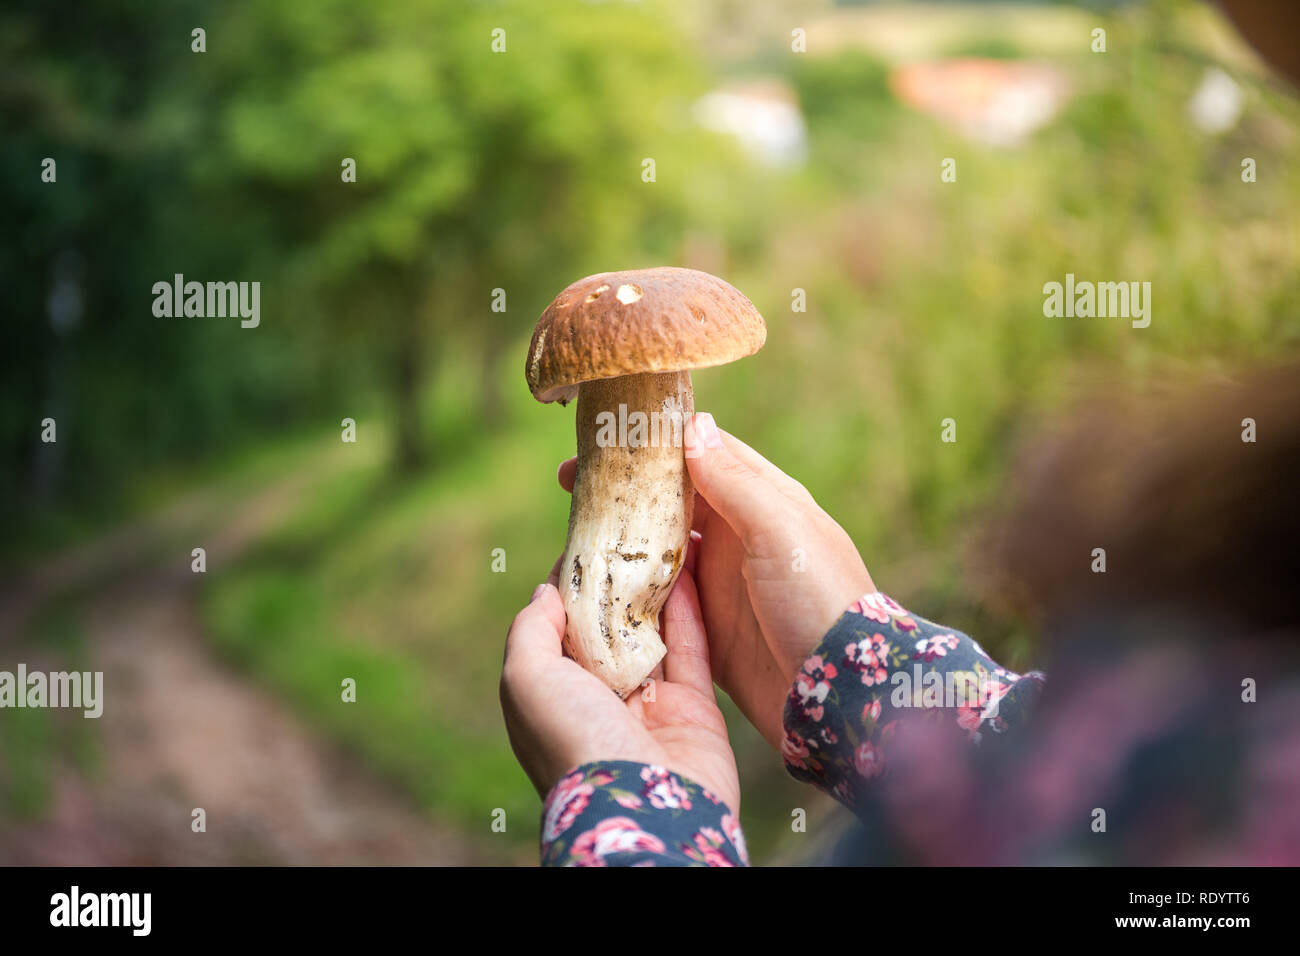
[978,361,1300,634]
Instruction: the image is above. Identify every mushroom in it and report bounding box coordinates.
[526,268,767,697]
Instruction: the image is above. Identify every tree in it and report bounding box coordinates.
[198,0,706,470]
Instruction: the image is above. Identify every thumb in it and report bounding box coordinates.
[685,413,796,546]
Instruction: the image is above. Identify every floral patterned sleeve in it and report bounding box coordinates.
[539,761,749,867]
[782,592,1045,814]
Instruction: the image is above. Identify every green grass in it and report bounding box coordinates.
[204,401,568,858]
[1,420,381,570]
[0,603,99,821]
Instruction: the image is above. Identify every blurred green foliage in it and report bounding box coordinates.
[6,0,1300,862]
[3,0,722,548]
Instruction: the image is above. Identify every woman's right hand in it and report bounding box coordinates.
[680,413,875,749]
[557,412,874,750]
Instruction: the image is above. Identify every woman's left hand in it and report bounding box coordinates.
[500,562,741,813]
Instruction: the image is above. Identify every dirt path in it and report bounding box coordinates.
[0,453,484,865]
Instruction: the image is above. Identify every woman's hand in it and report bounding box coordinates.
[500,562,741,812]
[682,413,875,748]
[557,412,874,752]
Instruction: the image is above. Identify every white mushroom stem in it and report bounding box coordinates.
[560,371,694,698]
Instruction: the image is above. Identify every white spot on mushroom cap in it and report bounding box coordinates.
[586,284,611,303]
[616,284,643,304]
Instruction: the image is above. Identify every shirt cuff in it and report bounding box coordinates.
[780,592,1045,812]
[539,760,749,867]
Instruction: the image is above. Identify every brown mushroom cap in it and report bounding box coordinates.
[526,267,767,404]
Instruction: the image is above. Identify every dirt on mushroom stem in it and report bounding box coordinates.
[560,371,694,697]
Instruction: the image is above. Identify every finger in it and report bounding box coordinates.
[504,583,566,664]
[683,530,701,576]
[547,553,563,589]
[690,487,715,534]
[659,568,714,695]
[557,457,577,494]
[685,412,799,546]
[718,428,815,505]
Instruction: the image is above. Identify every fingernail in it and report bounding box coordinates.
[695,412,724,449]
[531,583,551,603]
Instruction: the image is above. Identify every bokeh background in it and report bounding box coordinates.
[3,0,1298,864]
